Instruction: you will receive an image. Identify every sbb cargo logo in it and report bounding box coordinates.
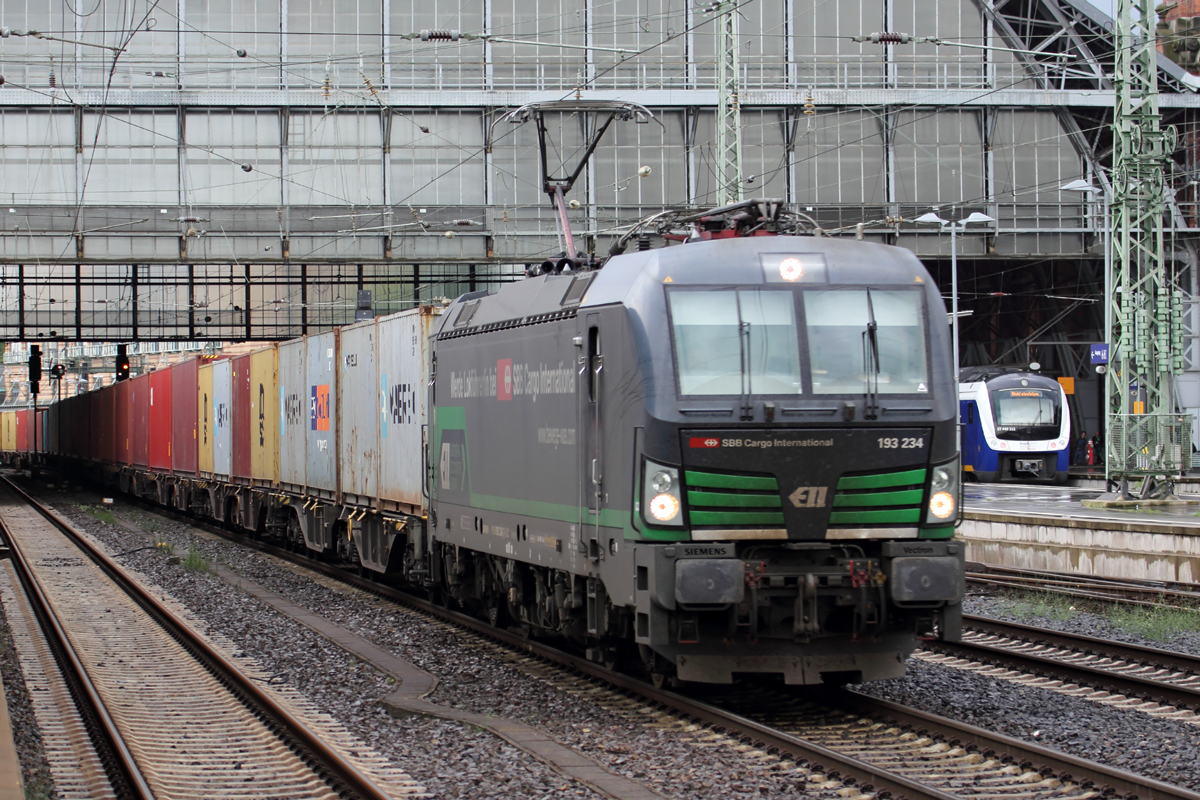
[690,437,721,449]
[497,358,513,401]
[310,384,330,431]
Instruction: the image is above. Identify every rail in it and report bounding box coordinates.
[122,491,1200,800]
[0,476,396,800]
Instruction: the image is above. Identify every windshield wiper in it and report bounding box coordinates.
[862,289,881,420]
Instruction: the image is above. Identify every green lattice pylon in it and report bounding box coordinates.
[714,0,742,206]
[1108,0,1187,487]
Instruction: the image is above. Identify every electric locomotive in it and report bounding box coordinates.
[428,201,964,685]
[959,367,1071,483]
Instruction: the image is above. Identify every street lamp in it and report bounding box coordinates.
[1061,178,1111,481]
[1060,179,1110,345]
[914,210,995,381]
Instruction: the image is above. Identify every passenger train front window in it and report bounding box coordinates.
[669,290,803,396]
[803,289,928,394]
[991,388,1060,438]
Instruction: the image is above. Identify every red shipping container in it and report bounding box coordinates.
[16,410,28,453]
[116,380,132,466]
[171,358,199,476]
[37,409,46,456]
[130,374,150,467]
[93,385,114,463]
[231,353,252,483]
[148,369,172,471]
[54,398,67,456]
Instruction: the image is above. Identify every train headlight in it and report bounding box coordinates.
[649,493,681,522]
[643,460,684,527]
[925,456,959,525]
[931,464,954,492]
[778,257,804,282]
[929,491,956,519]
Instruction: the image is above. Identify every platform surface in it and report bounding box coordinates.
[964,483,1200,528]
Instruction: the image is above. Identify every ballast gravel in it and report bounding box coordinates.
[32,482,822,800]
[0,590,57,798]
[856,591,1200,792]
[24,475,1200,797]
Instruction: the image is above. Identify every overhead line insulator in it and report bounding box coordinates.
[420,30,460,41]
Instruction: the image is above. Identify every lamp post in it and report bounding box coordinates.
[914,211,996,381]
[1061,179,1110,345]
[1061,178,1111,481]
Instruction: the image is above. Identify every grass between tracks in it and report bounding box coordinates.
[1004,589,1200,642]
[182,543,209,573]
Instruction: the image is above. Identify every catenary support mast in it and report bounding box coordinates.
[714,1,743,206]
[1107,0,1190,496]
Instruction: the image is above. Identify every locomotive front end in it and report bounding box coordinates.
[620,237,964,685]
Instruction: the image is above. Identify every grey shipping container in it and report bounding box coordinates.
[278,338,306,493]
[378,306,440,515]
[306,330,338,498]
[212,358,232,479]
[338,318,379,507]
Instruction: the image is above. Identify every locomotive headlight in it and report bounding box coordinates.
[931,464,954,492]
[929,491,956,519]
[649,493,681,522]
[643,460,684,527]
[778,257,804,282]
[925,456,959,525]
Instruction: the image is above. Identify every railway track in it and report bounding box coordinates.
[82,481,1200,800]
[0,477,418,800]
[917,615,1200,720]
[967,563,1200,608]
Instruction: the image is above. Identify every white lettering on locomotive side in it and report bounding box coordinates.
[716,437,834,448]
[537,427,577,448]
[449,361,577,401]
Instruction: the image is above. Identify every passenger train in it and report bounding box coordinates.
[11,199,966,687]
[958,366,1071,483]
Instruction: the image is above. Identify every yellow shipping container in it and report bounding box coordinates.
[198,362,214,476]
[0,411,15,452]
[249,345,279,486]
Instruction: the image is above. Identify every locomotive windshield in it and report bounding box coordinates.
[669,289,803,395]
[804,289,929,394]
[990,387,1060,438]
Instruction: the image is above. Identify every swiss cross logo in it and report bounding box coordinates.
[690,437,720,449]
[497,358,513,401]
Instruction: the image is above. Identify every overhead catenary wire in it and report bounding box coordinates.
[0,0,1161,321]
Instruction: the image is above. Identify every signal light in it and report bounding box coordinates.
[115,343,130,381]
[27,344,41,383]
